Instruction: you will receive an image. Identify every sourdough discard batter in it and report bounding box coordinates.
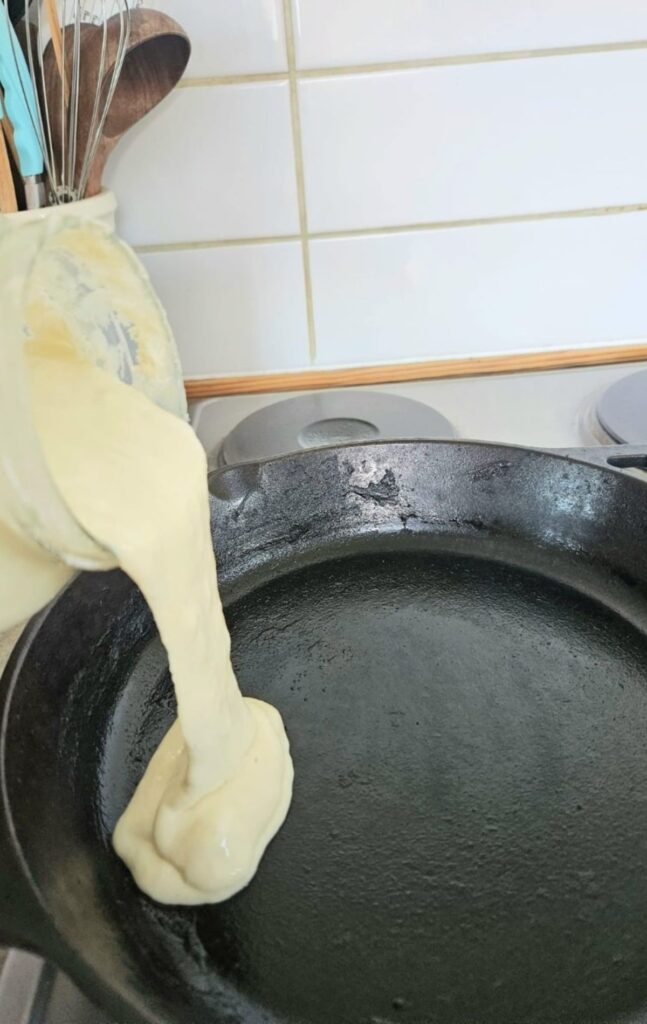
[26,342,294,905]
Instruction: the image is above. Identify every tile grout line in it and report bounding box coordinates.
[136,234,302,254]
[297,38,647,79]
[179,71,288,87]
[281,0,317,364]
[176,38,647,89]
[134,202,647,255]
[310,202,647,239]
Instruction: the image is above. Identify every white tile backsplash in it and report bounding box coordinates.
[153,0,287,77]
[107,83,299,247]
[142,243,309,376]
[293,0,647,69]
[300,51,647,233]
[116,2,647,379]
[310,213,647,367]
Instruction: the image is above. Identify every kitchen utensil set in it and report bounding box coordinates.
[0,0,189,212]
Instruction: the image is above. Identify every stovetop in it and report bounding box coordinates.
[3,360,646,1024]
[191,361,647,457]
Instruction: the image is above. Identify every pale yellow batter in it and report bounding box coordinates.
[25,344,293,905]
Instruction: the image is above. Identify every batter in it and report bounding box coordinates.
[26,341,294,905]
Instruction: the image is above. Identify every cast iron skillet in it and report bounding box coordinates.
[3,439,647,1024]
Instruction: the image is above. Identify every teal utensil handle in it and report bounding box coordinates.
[0,7,43,176]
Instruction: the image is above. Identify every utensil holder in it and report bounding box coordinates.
[3,187,116,227]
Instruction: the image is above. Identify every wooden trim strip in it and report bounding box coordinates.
[185,344,647,400]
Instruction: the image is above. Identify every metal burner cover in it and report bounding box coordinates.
[214,391,456,467]
[596,369,647,444]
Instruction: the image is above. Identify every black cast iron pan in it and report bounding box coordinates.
[3,439,647,1024]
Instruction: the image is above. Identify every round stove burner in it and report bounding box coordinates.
[595,369,647,444]
[217,391,456,467]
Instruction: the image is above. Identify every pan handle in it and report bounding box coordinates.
[548,444,647,475]
[0,803,52,954]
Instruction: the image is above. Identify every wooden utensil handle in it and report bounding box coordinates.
[43,0,68,99]
[0,120,18,213]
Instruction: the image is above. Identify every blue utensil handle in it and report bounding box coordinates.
[0,8,43,176]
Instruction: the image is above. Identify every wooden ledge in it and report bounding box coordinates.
[185,344,647,400]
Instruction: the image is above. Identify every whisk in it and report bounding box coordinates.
[2,0,132,204]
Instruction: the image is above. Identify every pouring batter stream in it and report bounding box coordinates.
[25,332,293,905]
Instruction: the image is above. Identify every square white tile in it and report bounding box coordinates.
[293,0,647,69]
[142,242,309,377]
[150,0,287,78]
[106,83,299,247]
[299,51,647,233]
[310,213,647,367]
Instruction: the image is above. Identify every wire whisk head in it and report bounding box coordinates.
[19,0,133,203]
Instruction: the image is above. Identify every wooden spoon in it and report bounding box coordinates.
[43,8,190,199]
